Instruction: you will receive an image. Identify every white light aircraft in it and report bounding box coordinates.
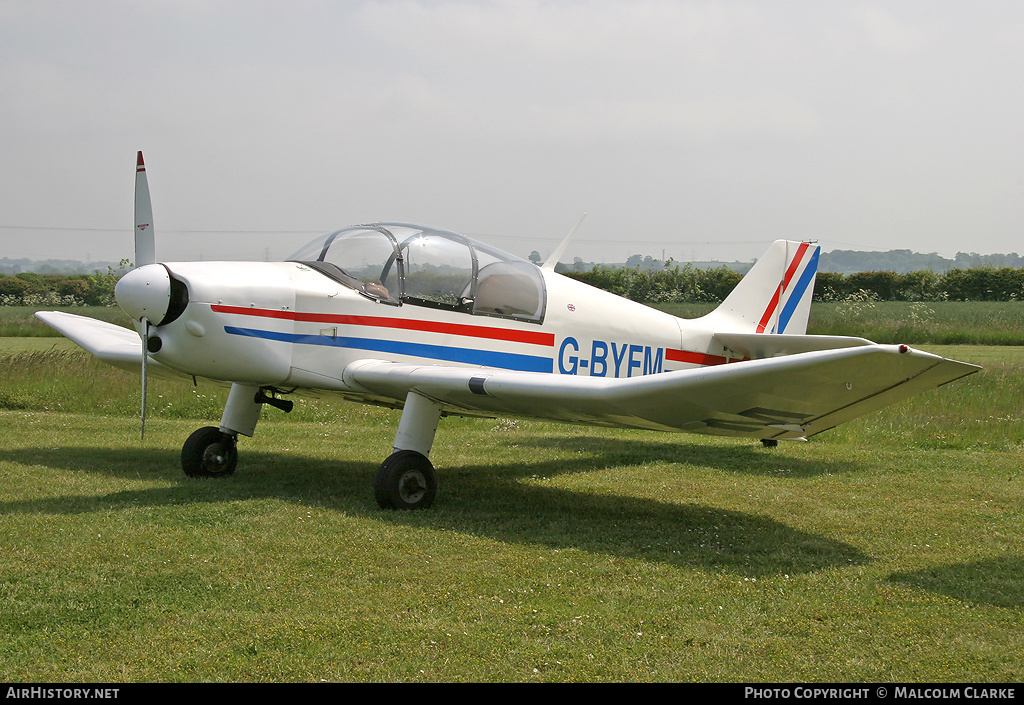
[36,153,979,509]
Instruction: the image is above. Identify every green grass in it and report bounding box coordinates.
[0,338,1020,682]
[806,301,1024,345]
[822,345,1024,452]
[0,305,130,337]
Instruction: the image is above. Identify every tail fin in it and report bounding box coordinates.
[703,240,819,335]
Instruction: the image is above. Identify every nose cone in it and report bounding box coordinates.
[115,264,172,324]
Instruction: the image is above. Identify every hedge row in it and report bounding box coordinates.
[3,264,1024,307]
[561,264,745,304]
[0,271,121,306]
[565,264,1024,303]
[814,267,1024,302]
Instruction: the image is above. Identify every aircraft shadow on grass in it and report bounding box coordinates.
[0,438,869,579]
[511,434,865,479]
[889,556,1024,611]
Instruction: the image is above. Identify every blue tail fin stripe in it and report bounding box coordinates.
[776,247,819,334]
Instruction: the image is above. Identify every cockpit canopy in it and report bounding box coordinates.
[289,223,546,323]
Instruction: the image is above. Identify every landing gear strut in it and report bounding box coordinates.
[179,383,447,510]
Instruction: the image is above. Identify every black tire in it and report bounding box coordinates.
[182,426,238,477]
[374,450,436,510]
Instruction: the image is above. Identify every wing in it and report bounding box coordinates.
[344,344,979,440]
[34,311,195,382]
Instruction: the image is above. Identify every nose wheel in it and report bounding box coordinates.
[181,426,238,477]
[374,450,437,510]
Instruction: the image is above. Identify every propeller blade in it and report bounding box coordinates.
[134,152,155,440]
[140,317,149,441]
[134,151,156,268]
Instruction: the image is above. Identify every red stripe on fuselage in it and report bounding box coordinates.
[666,348,746,366]
[210,304,555,347]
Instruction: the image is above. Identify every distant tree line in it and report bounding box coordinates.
[0,257,123,276]
[818,249,1024,275]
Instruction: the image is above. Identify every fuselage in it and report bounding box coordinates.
[120,259,734,397]
[113,223,766,401]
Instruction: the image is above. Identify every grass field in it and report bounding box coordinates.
[0,305,130,338]
[0,308,1021,682]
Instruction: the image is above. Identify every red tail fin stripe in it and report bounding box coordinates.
[755,286,782,334]
[755,242,810,334]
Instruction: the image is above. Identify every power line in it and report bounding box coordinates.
[1,224,778,249]
[0,224,325,235]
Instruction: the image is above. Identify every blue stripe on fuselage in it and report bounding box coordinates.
[224,326,554,373]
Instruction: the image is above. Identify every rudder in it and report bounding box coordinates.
[702,240,819,335]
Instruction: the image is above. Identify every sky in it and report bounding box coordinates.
[1,0,1022,266]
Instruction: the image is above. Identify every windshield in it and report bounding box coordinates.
[289,223,546,323]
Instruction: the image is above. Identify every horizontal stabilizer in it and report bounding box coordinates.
[714,332,873,360]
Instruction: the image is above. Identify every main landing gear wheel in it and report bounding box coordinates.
[182,426,238,477]
[374,450,437,510]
